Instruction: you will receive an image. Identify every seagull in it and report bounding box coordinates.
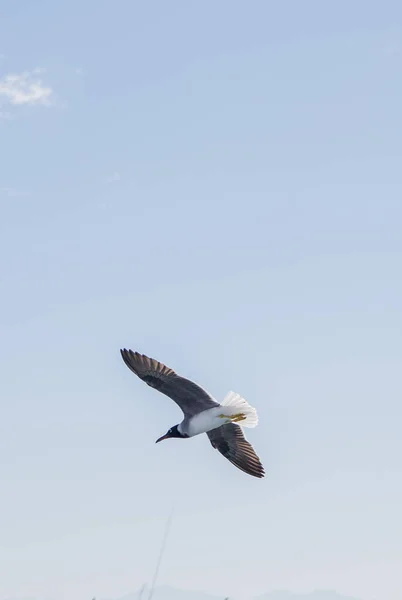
[120,349,265,478]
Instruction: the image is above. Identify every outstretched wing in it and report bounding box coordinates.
[207,423,265,478]
[120,349,219,418]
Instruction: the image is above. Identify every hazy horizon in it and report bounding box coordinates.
[0,584,375,600]
[1,1,401,599]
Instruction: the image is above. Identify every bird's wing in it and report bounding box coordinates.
[206,423,265,478]
[120,349,219,417]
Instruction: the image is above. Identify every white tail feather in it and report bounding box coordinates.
[220,391,259,428]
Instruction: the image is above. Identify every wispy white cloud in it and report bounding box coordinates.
[106,171,121,183]
[0,68,54,106]
[0,187,30,197]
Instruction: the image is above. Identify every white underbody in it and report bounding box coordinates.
[179,391,259,437]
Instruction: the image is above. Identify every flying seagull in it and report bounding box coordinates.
[120,349,264,478]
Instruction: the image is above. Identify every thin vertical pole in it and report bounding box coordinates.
[148,509,174,600]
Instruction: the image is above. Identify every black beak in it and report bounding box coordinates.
[155,433,170,444]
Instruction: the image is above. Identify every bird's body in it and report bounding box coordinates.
[179,392,259,437]
[120,349,265,478]
[181,406,241,438]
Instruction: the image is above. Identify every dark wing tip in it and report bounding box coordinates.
[208,424,265,479]
[233,451,265,478]
[119,348,176,381]
[250,463,265,478]
[120,348,140,375]
[241,461,265,479]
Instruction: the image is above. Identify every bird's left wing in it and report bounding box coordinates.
[207,423,265,478]
[120,349,219,418]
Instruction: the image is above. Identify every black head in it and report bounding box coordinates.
[155,424,188,443]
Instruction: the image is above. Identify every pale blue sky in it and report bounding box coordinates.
[0,2,401,600]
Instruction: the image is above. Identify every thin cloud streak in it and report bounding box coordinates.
[0,68,54,106]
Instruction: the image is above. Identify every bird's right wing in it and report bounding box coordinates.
[207,423,265,478]
[120,349,219,417]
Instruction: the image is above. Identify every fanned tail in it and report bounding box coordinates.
[220,391,259,428]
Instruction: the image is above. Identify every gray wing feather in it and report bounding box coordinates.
[207,423,265,478]
[120,349,219,417]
